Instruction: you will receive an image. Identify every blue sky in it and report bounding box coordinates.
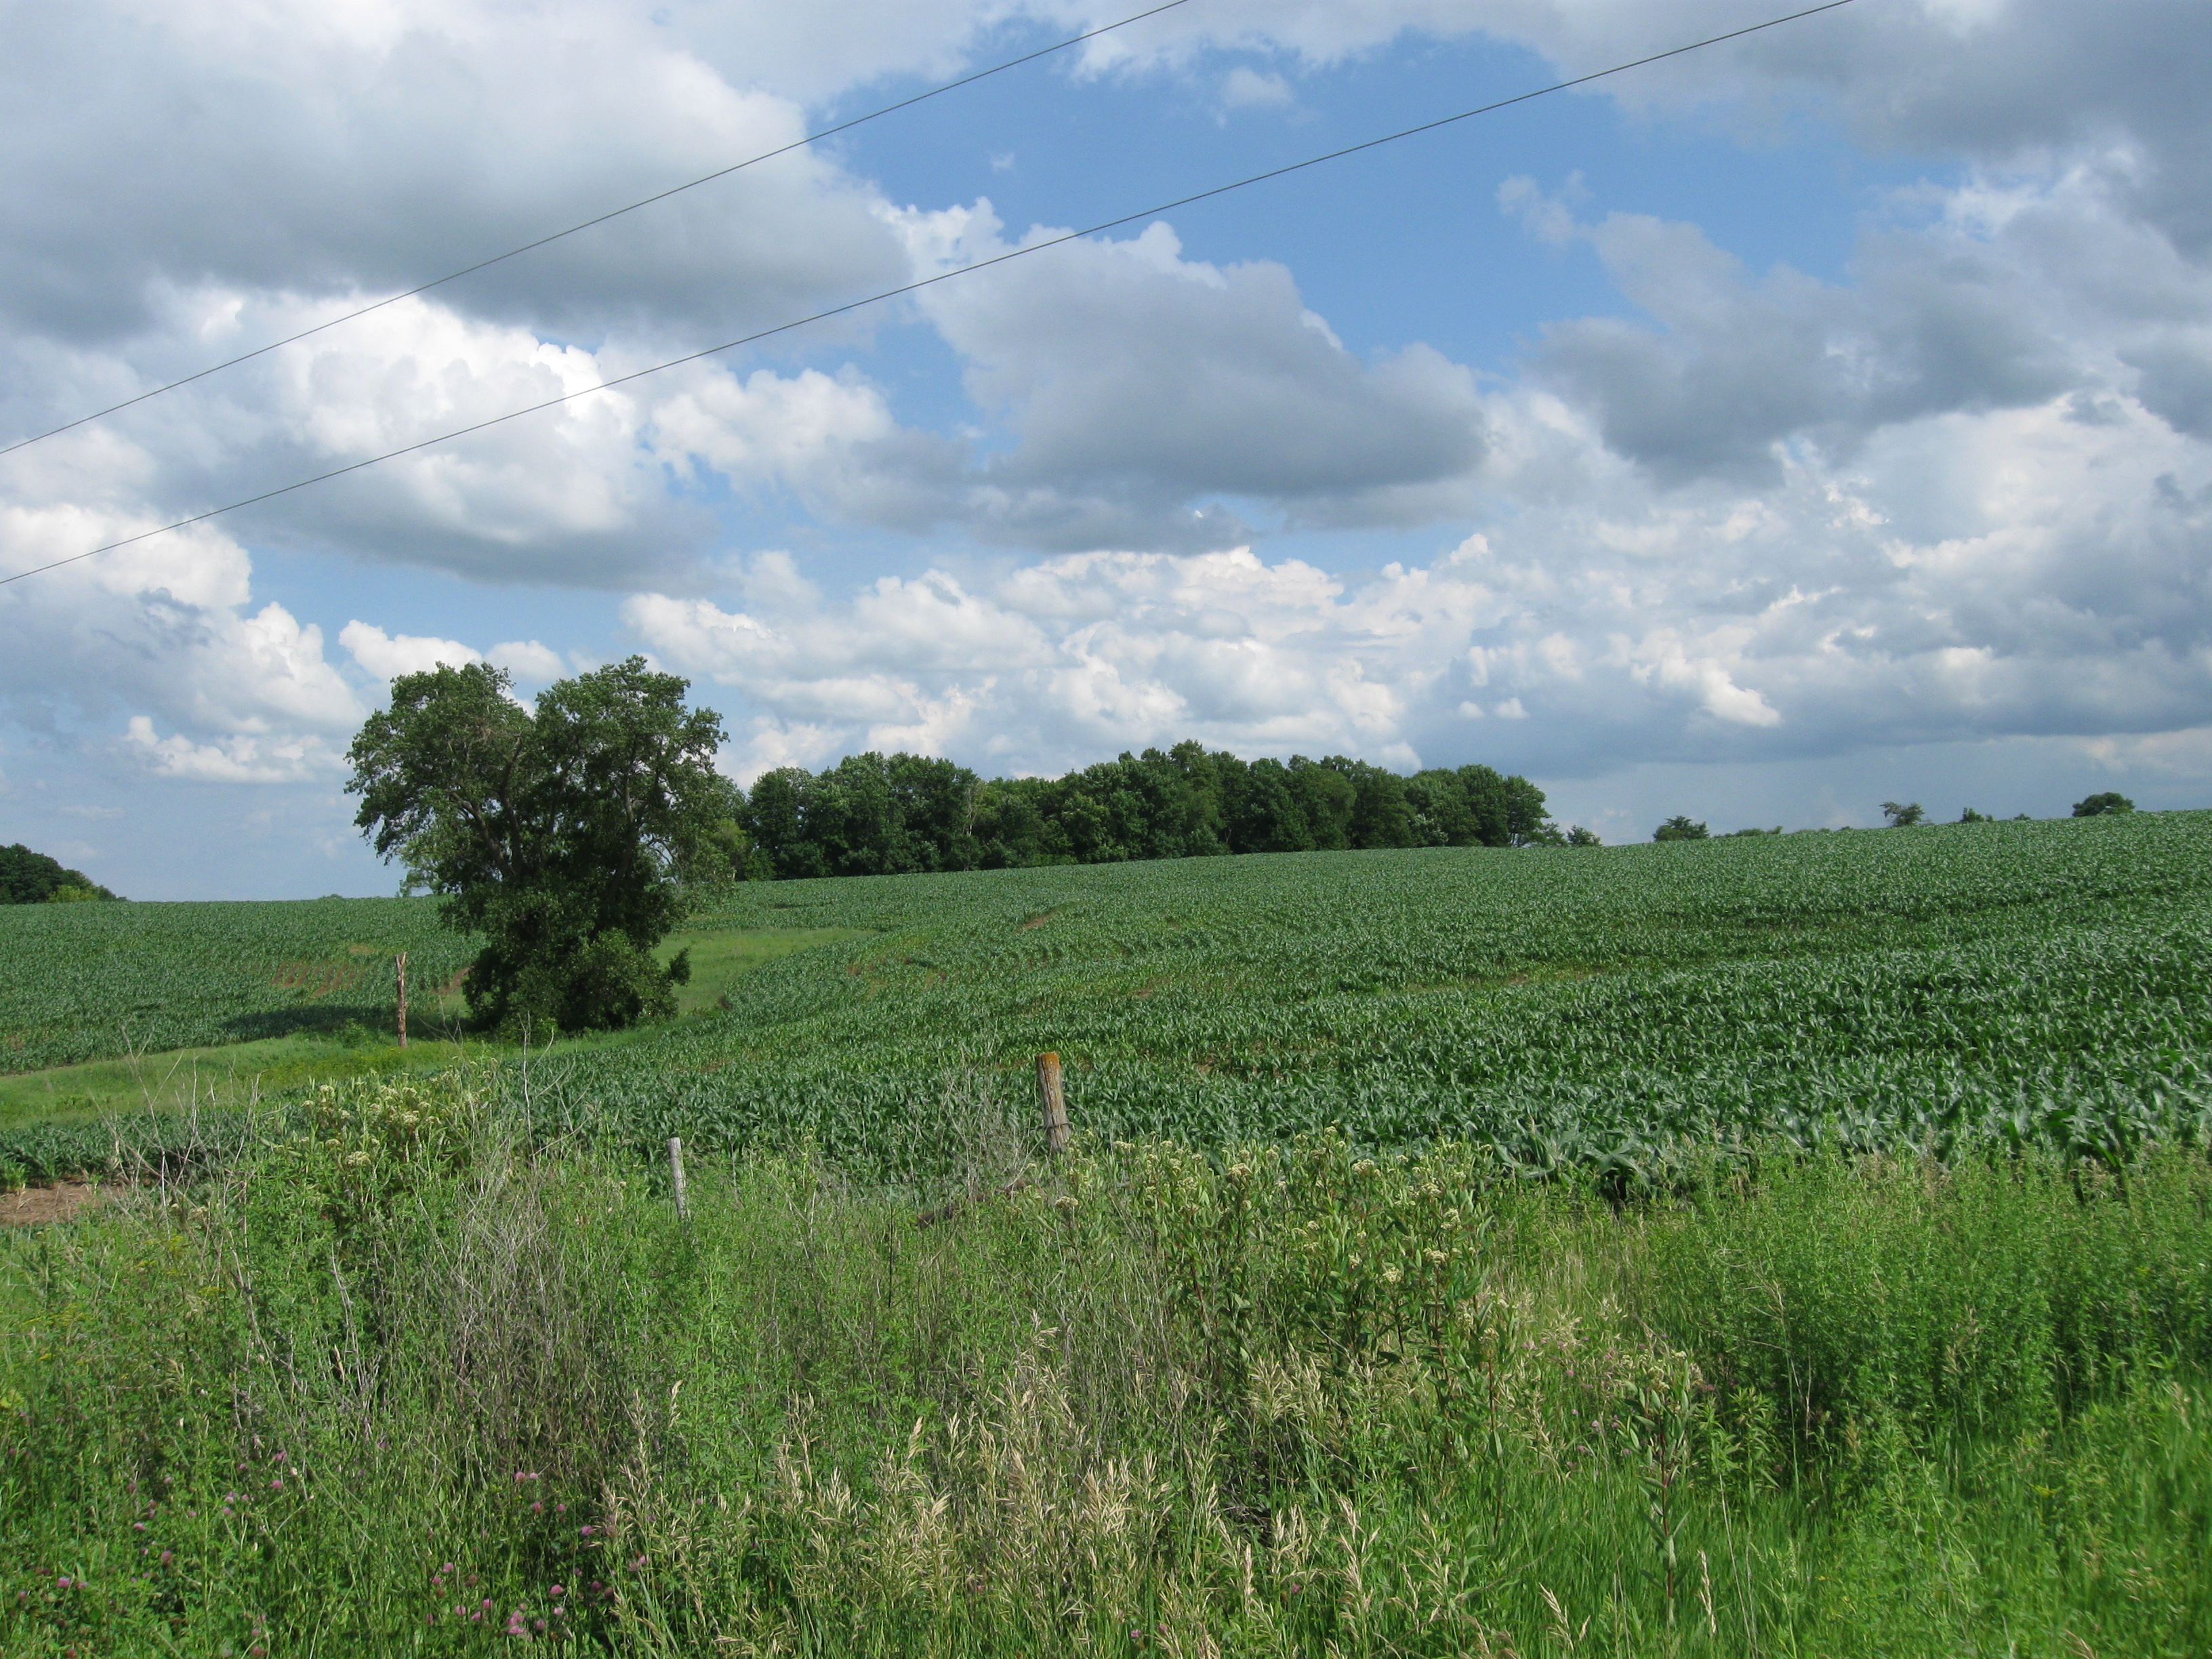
[1,0,2208,895]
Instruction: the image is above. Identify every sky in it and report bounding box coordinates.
[1,0,2209,897]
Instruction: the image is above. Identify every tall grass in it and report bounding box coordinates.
[3,1073,2209,1655]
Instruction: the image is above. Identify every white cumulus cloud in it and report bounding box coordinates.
[123,717,342,783]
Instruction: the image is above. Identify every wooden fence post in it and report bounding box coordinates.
[394,951,408,1049]
[1036,1053,1069,1157]
[668,1136,689,1221]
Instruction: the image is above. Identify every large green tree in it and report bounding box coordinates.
[346,657,731,1034]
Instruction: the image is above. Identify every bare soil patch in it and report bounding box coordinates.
[0,1181,108,1227]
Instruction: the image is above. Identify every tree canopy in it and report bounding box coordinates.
[346,657,730,1034]
[2072,792,2135,817]
[1653,816,1709,842]
[0,843,119,903]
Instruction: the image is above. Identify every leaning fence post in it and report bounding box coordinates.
[668,1137,689,1221]
[1036,1053,1070,1157]
[394,951,409,1048]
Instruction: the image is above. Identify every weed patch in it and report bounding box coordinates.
[2,1078,2207,1654]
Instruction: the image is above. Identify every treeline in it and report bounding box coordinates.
[1,842,120,903]
[1650,791,2140,842]
[735,741,1571,881]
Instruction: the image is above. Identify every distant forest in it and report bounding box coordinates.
[732,741,1571,881]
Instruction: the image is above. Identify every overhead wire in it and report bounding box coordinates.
[0,0,1856,590]
[0,0,1194,463]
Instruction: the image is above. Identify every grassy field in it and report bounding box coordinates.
[3,815,2209,1653]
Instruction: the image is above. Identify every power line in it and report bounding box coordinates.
[0,0,1855,590]
[0,0,1194,464]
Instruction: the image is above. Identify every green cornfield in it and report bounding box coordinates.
[0,897,470,1074]
[6,811,2210,1183]
[520,810,2212,1181]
